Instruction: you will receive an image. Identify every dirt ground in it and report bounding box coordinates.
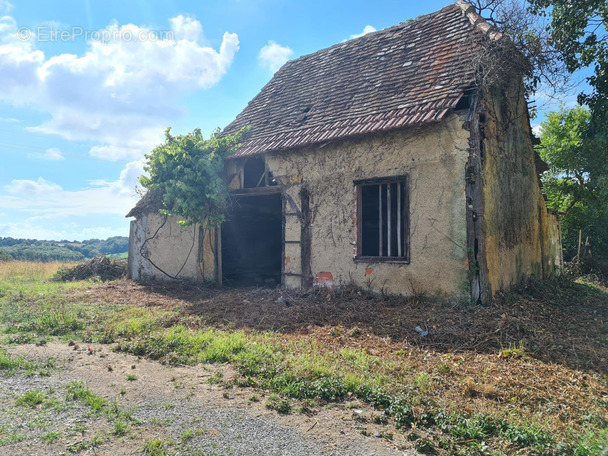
[1,342,415,456]
[2,277,606,455]
[83,279,608,374]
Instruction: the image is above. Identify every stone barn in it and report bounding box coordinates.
[127,1,562,304]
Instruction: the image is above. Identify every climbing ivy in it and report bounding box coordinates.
[140,127,248,228]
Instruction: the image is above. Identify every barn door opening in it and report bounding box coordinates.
[221,193,282,287]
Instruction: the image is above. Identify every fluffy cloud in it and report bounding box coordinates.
[89,145,141,162]
[6,177,62,196]
[350,25,376,39]
[0,159,145,240]
[258,40,293,72]
[0,14,239,160]
[1,159,143,218]
[27,147,64,161]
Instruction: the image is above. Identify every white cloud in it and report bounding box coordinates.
[0,15,239,161]
[1,159,144,218]
[0,0,13,13]
[258,40,293,73]
[27,147,64,161]
[7,177,62,195]
[89,145,141,162]
[350,25,376,39]
[0,117,18,122]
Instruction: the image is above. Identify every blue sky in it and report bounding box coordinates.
[0,0,580,241]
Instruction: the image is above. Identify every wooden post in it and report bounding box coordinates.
[216,225,222,287]
[577,229,582,263]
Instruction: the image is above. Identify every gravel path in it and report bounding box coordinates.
[0,343,415,455]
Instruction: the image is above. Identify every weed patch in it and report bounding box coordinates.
[15,389,47,408]
[65,381,107,412]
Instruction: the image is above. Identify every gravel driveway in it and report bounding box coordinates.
[0,343,414,455]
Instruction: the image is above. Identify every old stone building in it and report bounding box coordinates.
[127,1,562,303]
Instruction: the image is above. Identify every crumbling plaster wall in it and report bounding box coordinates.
[480,82,561,293]
[128,213,216,281]
[263,113,471,297]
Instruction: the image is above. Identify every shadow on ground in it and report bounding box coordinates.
[91,277,608,374]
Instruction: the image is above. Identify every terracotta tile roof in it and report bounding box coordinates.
[224,1,501,157]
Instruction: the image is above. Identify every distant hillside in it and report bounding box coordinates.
[0,236,129,262]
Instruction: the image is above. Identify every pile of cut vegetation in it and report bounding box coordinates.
[53,255,127,282]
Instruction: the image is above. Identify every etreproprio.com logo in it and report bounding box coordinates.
[16,26,175,43]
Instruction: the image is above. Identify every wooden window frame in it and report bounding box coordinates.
[354,174,410,264]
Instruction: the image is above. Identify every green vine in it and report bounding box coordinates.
[140,127,248,229]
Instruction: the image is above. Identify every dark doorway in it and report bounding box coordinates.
[221,193,282,287]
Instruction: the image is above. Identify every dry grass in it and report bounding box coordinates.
[0,261,72,281]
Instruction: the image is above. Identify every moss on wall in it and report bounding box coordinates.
[479,79,561,294]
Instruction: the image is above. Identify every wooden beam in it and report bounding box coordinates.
[229,186,282,196]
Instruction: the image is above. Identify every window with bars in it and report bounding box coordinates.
[355,175,409,262]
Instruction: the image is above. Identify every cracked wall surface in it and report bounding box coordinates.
[260,112,471,297]
[128,215,216,282]
[129,97,561,299]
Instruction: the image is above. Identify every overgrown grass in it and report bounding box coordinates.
[1,261,607,455]
[0,347,55,376]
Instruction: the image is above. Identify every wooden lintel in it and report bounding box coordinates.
[229,186,282,196]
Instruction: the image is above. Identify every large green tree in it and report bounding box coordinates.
[538,106,608,261]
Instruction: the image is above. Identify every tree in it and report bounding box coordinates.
[470,0,572,102]
[527,0,607,114]
[0,249,12,261]
[538,106,608,261]
[140,127,248,228]
[526,0,608,264]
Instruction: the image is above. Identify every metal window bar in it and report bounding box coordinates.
[397,182,402,257]
[378,185,383,257]
[387,183,391,257]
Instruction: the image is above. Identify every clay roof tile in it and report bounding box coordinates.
[224,1,503,157]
